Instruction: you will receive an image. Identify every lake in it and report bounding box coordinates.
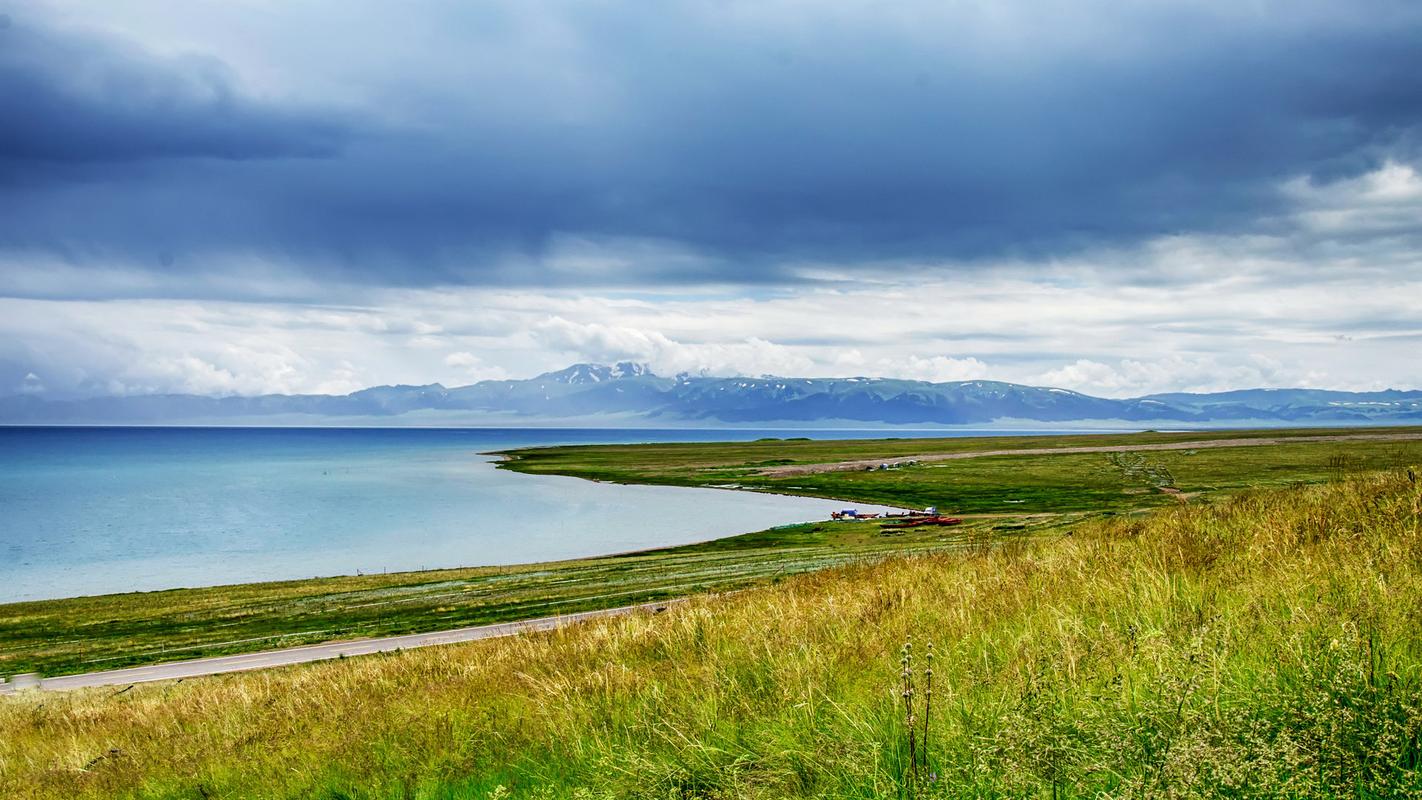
[0,426,1084,602]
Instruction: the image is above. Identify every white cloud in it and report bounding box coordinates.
[1283,162,1422,238]
[443,352,481,369]
[901,355,991,383]
[532,317,817,377]
[1,161,1419,399]
[103,345,319,397]
[1038,360,1124,393]
[442,351,509,382]
[1038,354,1333,397]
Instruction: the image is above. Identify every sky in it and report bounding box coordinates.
[2,0,1420,400]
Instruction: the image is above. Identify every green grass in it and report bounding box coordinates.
[496,426,1422,514]
[0,515,1066,679]
[3,468,1419,798]
[4,426,1418,680]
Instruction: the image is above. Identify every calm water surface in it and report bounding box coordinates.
[0,426,1098,602]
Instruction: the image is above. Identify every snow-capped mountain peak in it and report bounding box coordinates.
[537,362,655,385]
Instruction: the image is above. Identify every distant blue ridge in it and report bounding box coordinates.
[2,363,1419,427]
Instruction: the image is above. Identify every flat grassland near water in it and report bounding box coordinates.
[0,516,1043,678]
[496,426,1422,513]
[2,426,1420,680]
[2,468,1420,798]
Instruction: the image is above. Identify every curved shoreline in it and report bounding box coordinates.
[5,434,880,605]
[0,469,893,608]
[9,425,1413,682]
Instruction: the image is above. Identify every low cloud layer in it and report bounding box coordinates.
[4,167,1418,399]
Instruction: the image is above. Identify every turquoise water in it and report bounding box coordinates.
[0,426,1077,602]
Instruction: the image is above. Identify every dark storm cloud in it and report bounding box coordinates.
[0,18,345,166]
[1,1,1421,294]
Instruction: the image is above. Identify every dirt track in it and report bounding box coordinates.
[758,432,1422,476]
[0,601,680,694]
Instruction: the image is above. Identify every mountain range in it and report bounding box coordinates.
[3,362,1420,427]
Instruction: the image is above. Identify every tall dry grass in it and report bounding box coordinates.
[2,469,1420,798]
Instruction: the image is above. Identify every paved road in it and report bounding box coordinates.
[0,601,677,695]
[760,432,1422,476]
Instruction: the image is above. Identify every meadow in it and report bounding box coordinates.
[0,515,1053,679]
[4,426,1419,679]
[2,467,1419,797]
[497,426,1422,513]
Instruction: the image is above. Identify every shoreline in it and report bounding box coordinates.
[17,421,1392,608]
[0,511,1007,680]
[0,481,901,609]
[6,424,1417,680]
[3,434,894,606]
[7,435,930,607]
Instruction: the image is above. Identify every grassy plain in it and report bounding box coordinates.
[0,516,1058,679]
[4,426,1419,680]
[496,426,1422,513]
[3,468,1419,798]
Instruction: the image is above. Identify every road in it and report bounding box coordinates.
[759,431,1422,476]
[0,601,676,695]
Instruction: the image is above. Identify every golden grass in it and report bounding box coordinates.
[3,469,1420,798]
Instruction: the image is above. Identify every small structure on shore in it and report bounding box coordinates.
[835,505,945,522]
[831,509,884,520]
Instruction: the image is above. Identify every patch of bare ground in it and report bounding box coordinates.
[759,431,1422,476]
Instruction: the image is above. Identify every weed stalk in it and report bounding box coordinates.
[901,640,919,792]
[922,640,934,774]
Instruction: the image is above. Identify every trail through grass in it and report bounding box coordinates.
[0,516,1061,678]
[3,469,1420,798]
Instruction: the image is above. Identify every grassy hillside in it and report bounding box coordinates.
[3,469,1419,798]
[0,515,1065,679]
